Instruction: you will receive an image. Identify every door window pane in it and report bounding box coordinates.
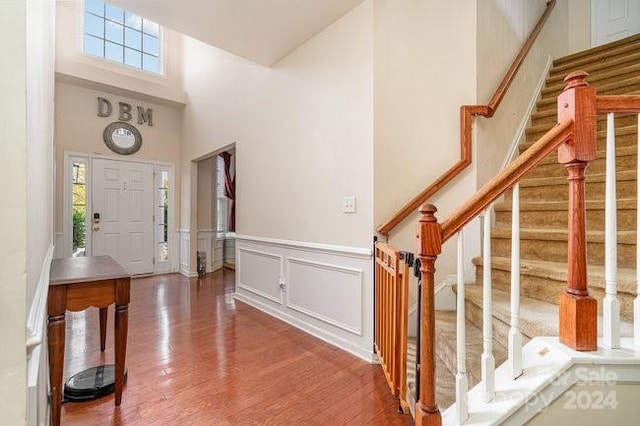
[72,162,87,257]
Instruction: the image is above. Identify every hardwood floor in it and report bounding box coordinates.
[60,269,412,425]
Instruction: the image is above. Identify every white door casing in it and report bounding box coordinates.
[592,0,640,46]
[92,158,154,275]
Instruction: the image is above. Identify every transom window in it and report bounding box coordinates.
[83,0,161,74]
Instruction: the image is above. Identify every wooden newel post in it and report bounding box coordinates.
[415,203,442,426]
[557,71,598,351]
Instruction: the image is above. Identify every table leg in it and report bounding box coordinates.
[99,307,108,352]
[47,283,67,426]
[114,277,130,406]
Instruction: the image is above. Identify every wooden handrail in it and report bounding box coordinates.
[596,95,640,113]
[377,0,556,236]
[441,118,573,242]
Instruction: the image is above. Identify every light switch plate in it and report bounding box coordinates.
[342,196,356,213]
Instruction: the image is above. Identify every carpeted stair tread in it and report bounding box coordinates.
[434,311,508,391]
[406,336,456,413]
[551,34,640,70]
[546,50,640,85]
[491,226,636,244]
[543,62,640,95]
[519,170,636,188]
[474,256,637,296]
[535,87,640,110]
[494,198,636,213]
[463,285,634,340]
[526,103,640,136]
[520,123,639,150]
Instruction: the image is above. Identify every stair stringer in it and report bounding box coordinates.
[441,337,640,425]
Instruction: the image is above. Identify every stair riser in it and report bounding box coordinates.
[494,207,637,231]
[475,266,636,322]
[491,237,636,268]
[517,179,636,200]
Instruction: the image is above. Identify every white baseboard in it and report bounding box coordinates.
[235,235,374,362]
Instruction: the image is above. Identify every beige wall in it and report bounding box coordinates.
[181,1,374,250]
[55,0,186,105]
[0,2,27,422]
[373,0,479,280]
[54,82,183,242]
[568,0,592,53]
[1,0,55,422]
[475,0,570,187]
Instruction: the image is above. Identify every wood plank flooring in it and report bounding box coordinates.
[60,269,412,425]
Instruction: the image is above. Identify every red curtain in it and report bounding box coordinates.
[220,152,235,232]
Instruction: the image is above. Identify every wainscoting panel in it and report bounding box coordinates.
[179,230,195,277]
[234,235,373,361]
[237,248,283,304]
[286,257,362,336]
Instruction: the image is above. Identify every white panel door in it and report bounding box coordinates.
[592,0,640,46]
[93,158,154,274]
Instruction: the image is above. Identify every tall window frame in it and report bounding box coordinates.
[216,155,229,236]
[83,0,162,74]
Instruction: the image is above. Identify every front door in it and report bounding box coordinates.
[92,158,154,275]
[592,0,640,46]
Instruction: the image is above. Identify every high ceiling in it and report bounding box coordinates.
[106,0,365,66]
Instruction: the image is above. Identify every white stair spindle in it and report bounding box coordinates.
[635,113,640,347]
[509,184,523,379]
[481,209,495,403]
[604,112,620,348]
[456,231,468,424]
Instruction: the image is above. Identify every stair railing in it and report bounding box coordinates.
[414,71,640,425]
[377,0,557,236]
[374,242,410,412]
[596,95,640,349]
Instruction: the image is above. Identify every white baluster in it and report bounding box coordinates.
[509,184,523,379]
[456,231,468,423]
[604,112,620,348]
[635,113,640,347]
[481,209,495,403]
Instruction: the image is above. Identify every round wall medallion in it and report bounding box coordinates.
[103,122,142,155]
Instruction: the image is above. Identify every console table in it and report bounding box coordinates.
[48,255,130,426]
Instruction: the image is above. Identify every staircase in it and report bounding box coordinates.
[407,34,640,415]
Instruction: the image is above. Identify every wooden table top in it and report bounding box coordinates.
[50,255,130,286]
